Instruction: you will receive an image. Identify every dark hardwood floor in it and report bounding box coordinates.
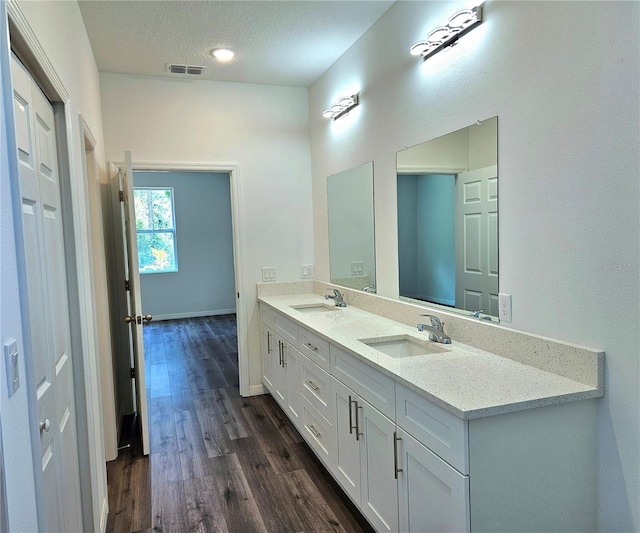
[106,315,373,533]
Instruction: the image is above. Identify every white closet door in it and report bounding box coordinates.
[11,54,82,532]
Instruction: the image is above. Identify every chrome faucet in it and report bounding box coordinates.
[325,288,347,307]
[470,309,484,318]
[361,285,376,293]
[417,314,451,344]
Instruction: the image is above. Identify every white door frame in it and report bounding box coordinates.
[112,161,249,397]
[5,2,106,531]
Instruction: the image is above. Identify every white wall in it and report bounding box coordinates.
[1,0,110,530]
[100,73,314,390]
[134,171,236,319]
[309,2,639,531]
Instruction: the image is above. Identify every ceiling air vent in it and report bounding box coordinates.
[167,64,206,76]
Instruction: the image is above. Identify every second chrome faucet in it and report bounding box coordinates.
[417,314,451,344]
[325,288,347,307]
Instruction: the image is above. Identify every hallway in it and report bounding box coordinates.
[106,316,371,532]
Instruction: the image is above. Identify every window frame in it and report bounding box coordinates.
[133,186,179,274]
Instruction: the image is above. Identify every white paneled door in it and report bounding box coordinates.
[455,165,499,315]
[11,55,83,531]
[117,152,151,455]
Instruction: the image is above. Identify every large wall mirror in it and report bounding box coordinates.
[397,117,498,318]
[328,162,376,292]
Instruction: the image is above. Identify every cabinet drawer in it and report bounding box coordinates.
[298,326,331,372]
[301,355,332,421]
[272,310,298,347]
[260,302,273,326]
[331,345,395,420]
[396,383,468,474]
[301,396,335,467]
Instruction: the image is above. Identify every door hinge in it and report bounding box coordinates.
[130,367,135,379]
[125,280,130,291]
[119,190,124,202]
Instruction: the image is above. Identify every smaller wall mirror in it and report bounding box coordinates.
[397,117,498,317]
[328,162,376,292]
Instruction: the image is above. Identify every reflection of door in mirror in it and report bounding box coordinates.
[456,166,498,314]
[397,117,498,317]
[328,162,376,292]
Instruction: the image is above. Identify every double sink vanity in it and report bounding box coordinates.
[257,281,604,533]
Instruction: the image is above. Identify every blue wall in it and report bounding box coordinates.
[134,171,236,319]
[398,174,455,306]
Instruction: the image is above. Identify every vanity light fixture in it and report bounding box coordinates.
[410,5,483,61]
[322,94,359,120]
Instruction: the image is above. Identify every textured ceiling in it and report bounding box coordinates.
[78,0,395,87]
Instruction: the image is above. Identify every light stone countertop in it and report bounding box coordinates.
[258,293,603,420]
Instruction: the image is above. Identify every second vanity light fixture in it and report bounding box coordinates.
[322,94,359,120]
[410,5,483,61]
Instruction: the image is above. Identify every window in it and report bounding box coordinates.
[133,187,178,273]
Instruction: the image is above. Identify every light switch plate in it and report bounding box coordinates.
[300,265,314,279]
[4,339,19,397]
[498,293,512,322]
[351,261,364,276]
[261,267,276,282]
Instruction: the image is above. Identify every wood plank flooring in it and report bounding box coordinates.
[106,315,373,533]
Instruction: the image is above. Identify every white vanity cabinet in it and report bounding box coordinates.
[260,323,277,394]
[397,427,470,533]
[259,308,302,428]
[258,300,598,533]
[332,376,399,533]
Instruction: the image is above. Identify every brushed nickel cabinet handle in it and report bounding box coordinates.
[348,395,356,435]
[304,342,318,352]
[307,424,321,439]
[267,331,272,354]
[394,431,403,479]
[355,402,363,441]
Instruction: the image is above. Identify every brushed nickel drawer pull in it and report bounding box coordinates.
[305,380,319,391]
[304,341,318,352]
[267,331,272,354]
[307,424,321,438]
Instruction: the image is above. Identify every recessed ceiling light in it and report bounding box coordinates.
[210,48,237,62]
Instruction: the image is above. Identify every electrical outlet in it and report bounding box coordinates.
[351,261,364,276]
[300,265,314,279]
[498,293,512,322]
[261,267,276,282]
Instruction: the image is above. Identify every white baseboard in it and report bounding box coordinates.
[152,309,237,321]
[100,497,108,533]
[248,383,266,396]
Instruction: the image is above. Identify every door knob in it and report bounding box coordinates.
[142,314,153,322]
[124,315,136,324]
[39,419,51,433]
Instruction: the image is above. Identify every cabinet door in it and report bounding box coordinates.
[397,428,470,533]
[284,344,301,427]
[331,377,362,506]
[261,324,277,394]
[360,398,399,533]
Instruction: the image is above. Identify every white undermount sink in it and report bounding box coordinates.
[290,303,341,314]
[360,335,448,358]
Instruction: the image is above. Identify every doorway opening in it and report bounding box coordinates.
[107,161,247,459]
